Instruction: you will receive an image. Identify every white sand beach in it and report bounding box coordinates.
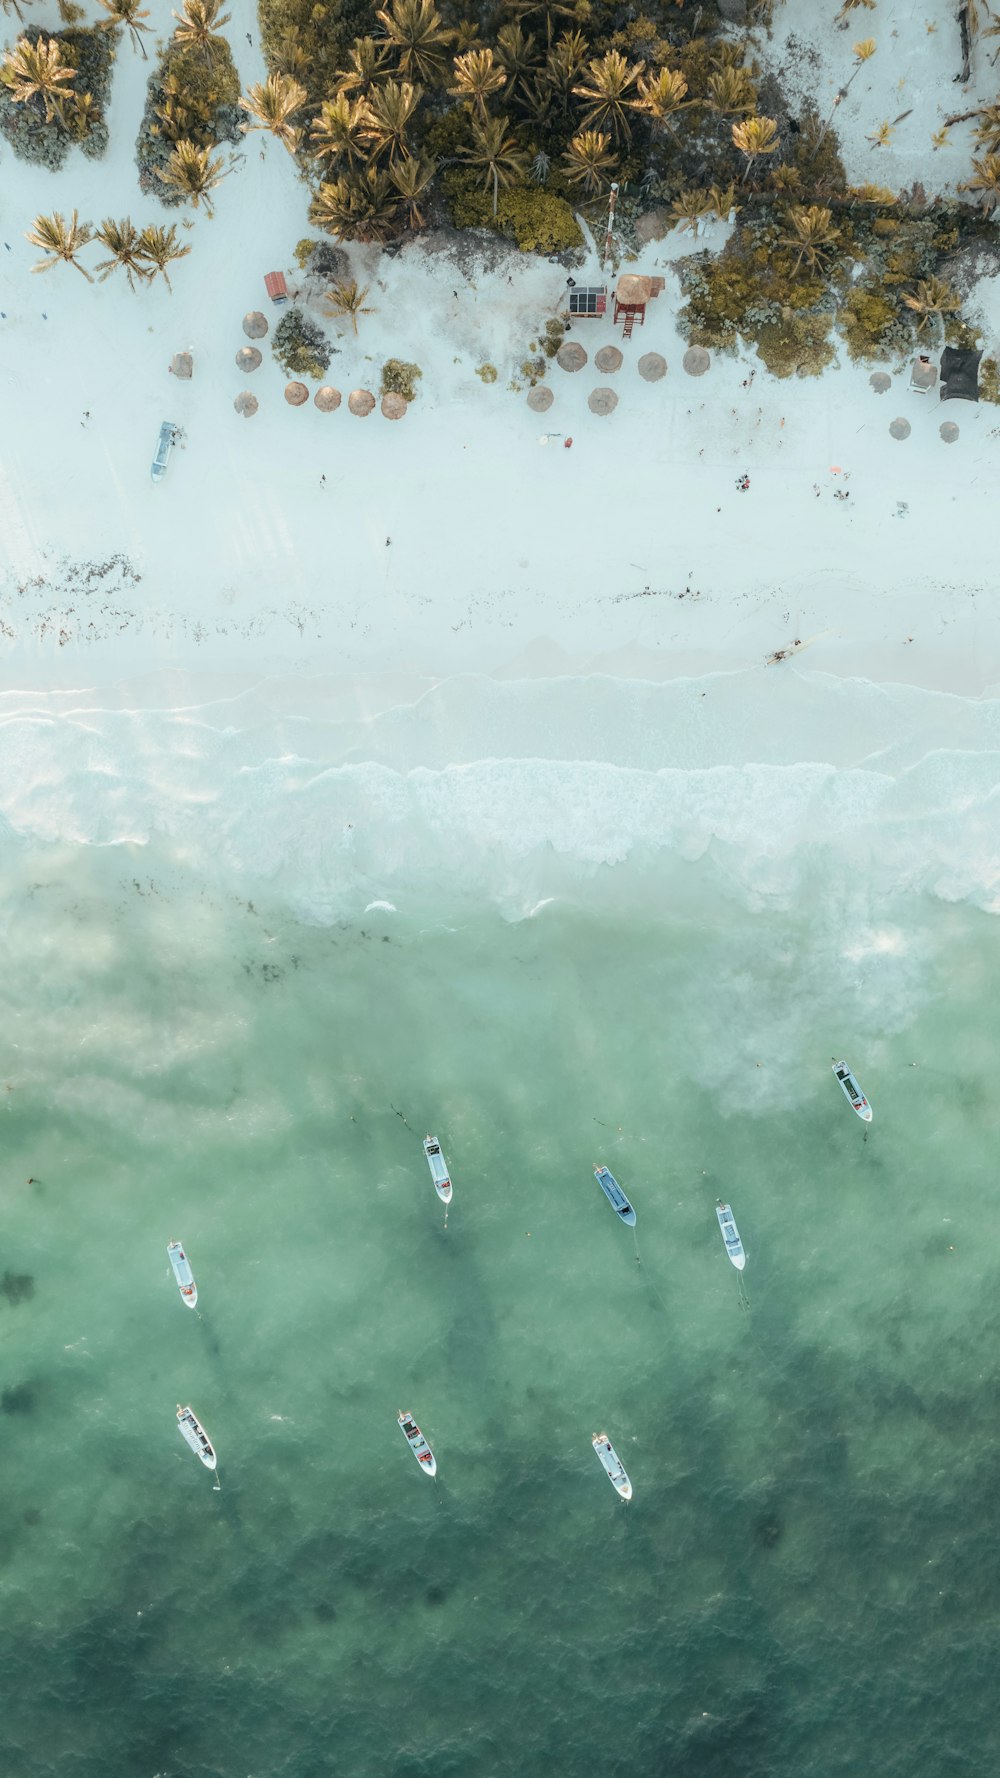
[1,0,999,909]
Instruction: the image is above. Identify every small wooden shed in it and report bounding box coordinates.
[264,270,289,305]
[613,273,665,338]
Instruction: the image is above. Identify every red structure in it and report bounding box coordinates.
[264,271,289,305]
[613,274,665,338]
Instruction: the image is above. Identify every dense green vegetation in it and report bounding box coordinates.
[0,24,115,166]
[135,0,240,207]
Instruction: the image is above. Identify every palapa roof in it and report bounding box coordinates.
[234,390,258,417]
[869,371,891,393]
[638,352,667,382]
[236,346,262,373]
[556,342,587,372]
[315,386,341,411]
[682,346,710,377]
[588,386,619,415]
[381,392,407,419]
[243,311,268,339]
[284,381,309,406]
[348,389,375,416]
[889,416,911,440]
[527,386,554,411]
[595,345,623,375]
[169,351,192,379]
[616,273,652,306]
[940,421,960,442]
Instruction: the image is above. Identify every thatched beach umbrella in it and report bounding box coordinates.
[557,342,587,372]
[527,386,553,412]
[588,386,618,416]
[595,345,623,375]
[889,416,911,440]
[940,421,960,443]
[234,390,258,417]
[285,381,309,406]
[381,392,407,420]
[236,346,262,373]
[169,351,192,379]
[349,389,376,416]
[243,311,268,340]
[683,346,710,377]
[869,371,891,393]
[638,352,667,382]
[315,386,341,412]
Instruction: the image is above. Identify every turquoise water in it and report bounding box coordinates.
[2,816,999,1778]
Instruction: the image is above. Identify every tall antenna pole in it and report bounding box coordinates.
[603,181,619,270]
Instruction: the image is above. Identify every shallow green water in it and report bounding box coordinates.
[1,841,999,1778]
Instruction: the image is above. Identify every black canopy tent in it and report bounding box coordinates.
[940,347,981,401]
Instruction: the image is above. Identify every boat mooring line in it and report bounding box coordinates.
[391,1102,415,1133]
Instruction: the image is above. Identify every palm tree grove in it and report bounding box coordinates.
[3,0,1000,374]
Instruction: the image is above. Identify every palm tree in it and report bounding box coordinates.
[561,128,616,195]
[669,188,712,233]
[94,216,148,287]
[962,151,1000,208]
[731,114,779,181]
[779,203,841,273]
[390,152,437,227]
[24,209,93,279]
[504,0,581,52]
[706,181,739,221]
[496,23,538,102]
[66,90,100,139]
[835,0,875,16]
[335,36,390,98]
[239,73,307,153]
[572,50,644,146]
[158,138,229,214]
[358,77,422,163]
[376,0,450,83]
[538,27,588,113]
[820,38,876,140]
[95,0,152,57]
[973,104,1000,152]
[136,223,191,289]
[705,67,757,116]
[901,275,961,333]
[311,169,401,241]
[311,93,369,166]
[631,67,694,139]
[323,278,373,335]
[0,0,27,21]
[460,112,528,216]
[451,47,506,119]
[171,0,231,60]
[2,35,76,125]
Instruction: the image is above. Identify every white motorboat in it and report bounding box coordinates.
[176,1404,217,1471]
[593,1165,636,1227]
[833,1059,872,1122]
[715,1202,746,1271]
[167,1240,198,1309]
[423,1136,452,1205]
[398,1409,436,1476]
[592,1432,632,1500]
[151,420,178,484]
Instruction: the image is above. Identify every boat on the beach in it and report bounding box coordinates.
[151,420,178,483]
[176,1404,217,1471]
[398,1409,436,1476]
[167,1240,198,1309]
[593,1165,636,1227]
[715,1201,746,1271]
[592,1432,632,1500]
[423,1135,452,1204]
[833,1059,872,1122]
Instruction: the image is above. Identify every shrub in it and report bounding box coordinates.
[476,363,498,383]
[541,317,565,357]
[0,24,114,168]
[980,357,1000,403]
[294,237,318,269]
[380,358,422,401]
[136,34,240,201]
[754,312,836,378]
[444,174,583,255]
[272,306,332,379]
[840,284,912,361]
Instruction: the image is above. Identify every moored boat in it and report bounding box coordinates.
[833,1059,872,1122]
[715,1201,746,1271]
[593,1165,636,1227]
[176,1404,217,1470]
[423,1136,452,1205]
[167,1240,198,1309]
[592,1432,632,1500]
[398,1409,436,1476]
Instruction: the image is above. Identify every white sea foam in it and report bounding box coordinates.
[0,673,997,923]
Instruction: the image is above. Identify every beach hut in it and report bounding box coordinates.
[940,346,981,401]
[909,354,938,394]
[284,381,309,406]
[264,271,289,306]
[348,389,376,417]
[613,274,664,339]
